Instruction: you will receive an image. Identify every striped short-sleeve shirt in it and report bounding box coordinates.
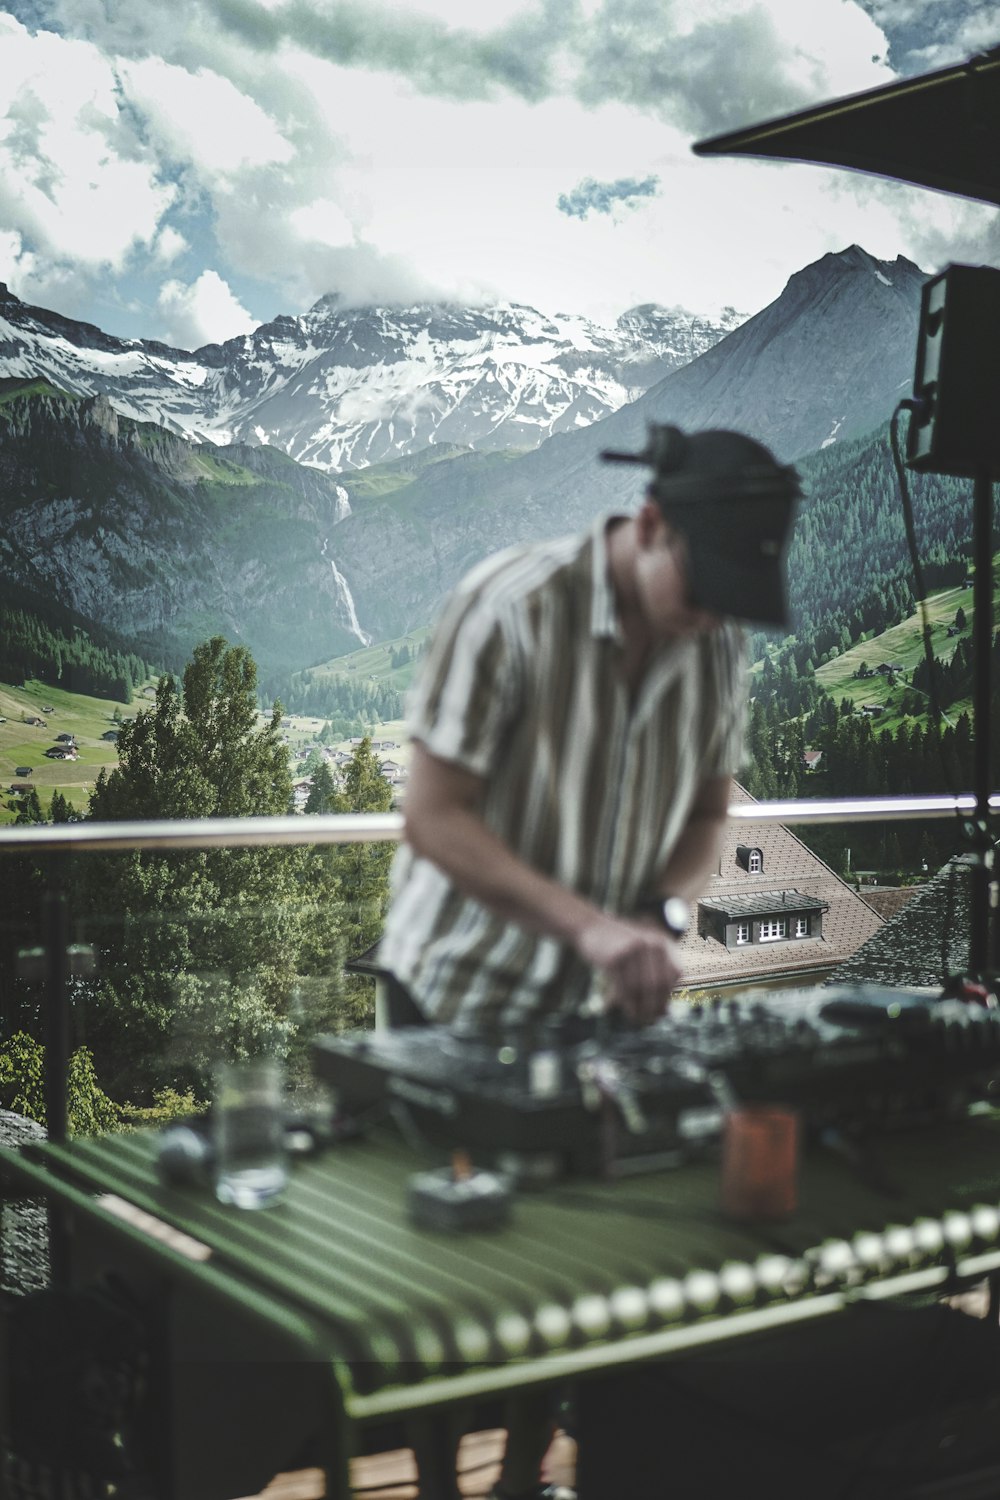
[379,516,747,1027]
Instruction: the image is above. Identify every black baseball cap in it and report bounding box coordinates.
[600,424,801,627]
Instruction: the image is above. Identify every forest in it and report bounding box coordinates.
[0,604,154,703]
[741,631,1000,875]
[0,638,395,1128]
[267,668,404,725]
[783,426,983,656]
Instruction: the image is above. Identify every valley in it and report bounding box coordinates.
[0,245,942,674]
[0,675,411,826]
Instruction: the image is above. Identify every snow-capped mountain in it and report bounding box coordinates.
[324,245,932,639]
[0,286,744,473]
[0,245,933,676]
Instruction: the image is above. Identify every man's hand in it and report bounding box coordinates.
[574,913,683,1025]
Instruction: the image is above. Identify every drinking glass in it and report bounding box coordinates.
[214,1059,288,1209]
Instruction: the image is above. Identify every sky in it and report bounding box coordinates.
[0,0,997,350]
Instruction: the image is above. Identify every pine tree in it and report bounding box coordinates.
[304,760,338,814]
[49,790,77,823]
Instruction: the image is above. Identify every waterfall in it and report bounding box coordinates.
[322,538,369,644]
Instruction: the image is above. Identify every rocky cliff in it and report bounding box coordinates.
[0,383,364,676]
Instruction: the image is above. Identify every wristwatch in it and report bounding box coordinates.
[640,895,691,939]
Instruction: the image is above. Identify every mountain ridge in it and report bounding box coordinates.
[0,283,744,474]
[0,245,946,679]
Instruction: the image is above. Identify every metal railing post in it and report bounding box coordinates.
[42,859,69,1150]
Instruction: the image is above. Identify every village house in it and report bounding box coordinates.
[675,783,882,991]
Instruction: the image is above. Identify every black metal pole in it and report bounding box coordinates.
[970,471,996,979]
[41,854,71,1286]
[42,859,69,1148]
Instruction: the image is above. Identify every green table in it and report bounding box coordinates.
[4,1112,1000,1497]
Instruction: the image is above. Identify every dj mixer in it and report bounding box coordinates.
[311,985,1000,1179]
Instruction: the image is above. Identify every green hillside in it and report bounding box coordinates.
[301,627,432,694]
[336,443,489,501]
[0,677,146,824]
[814,555,999,736]
[0,672,412,826]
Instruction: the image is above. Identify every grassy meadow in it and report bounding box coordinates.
[814,556,999,736]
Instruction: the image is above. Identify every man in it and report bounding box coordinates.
[379,423,800,1500]
[381,424,800,1033]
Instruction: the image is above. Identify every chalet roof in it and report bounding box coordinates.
[829,858,974,989]
[677,782,882,988]
[700,889,829,921]
[858,886,921,923]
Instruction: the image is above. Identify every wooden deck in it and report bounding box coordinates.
[238,1429,578,1499]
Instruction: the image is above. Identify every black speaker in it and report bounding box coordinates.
[906,262,1000,477]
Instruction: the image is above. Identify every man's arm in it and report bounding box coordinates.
[653,773,732,902]
[403,744,700,1023]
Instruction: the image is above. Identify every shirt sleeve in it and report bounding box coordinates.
[407,585,521,778]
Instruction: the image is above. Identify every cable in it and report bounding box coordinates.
[889,403,954,757]
[889,402,970,986]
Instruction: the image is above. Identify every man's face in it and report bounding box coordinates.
[634,506,722,639]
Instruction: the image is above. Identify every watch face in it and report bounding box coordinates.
[663,896,691,937]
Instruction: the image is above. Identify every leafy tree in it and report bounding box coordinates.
[14,789,44,826]
[885,832,904,873]
[0,1032,121,1135]
[296,738,395,1039]
[80,638,306,1097]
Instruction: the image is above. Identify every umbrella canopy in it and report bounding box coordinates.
[693,45,1000,207]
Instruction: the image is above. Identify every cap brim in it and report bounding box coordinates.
[686,541,790,627]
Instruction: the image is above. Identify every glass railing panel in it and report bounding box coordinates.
[1,794,996,1143]
[0,830,399,1140]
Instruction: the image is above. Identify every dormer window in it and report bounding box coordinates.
[736,845,764,874]
[697,891,828,949]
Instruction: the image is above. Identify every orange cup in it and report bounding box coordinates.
[721,1105,799,1221]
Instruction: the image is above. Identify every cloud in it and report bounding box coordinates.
[893,191,1000,276]
[152,224,188,265]
[854,0,996,72]
[117,57,295,177]
[289,198,355,249]
[557,174,659,220]
[40,0,893,133]
[0,15,176,269]
[156,269,257,347]
[19,0,993,341]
